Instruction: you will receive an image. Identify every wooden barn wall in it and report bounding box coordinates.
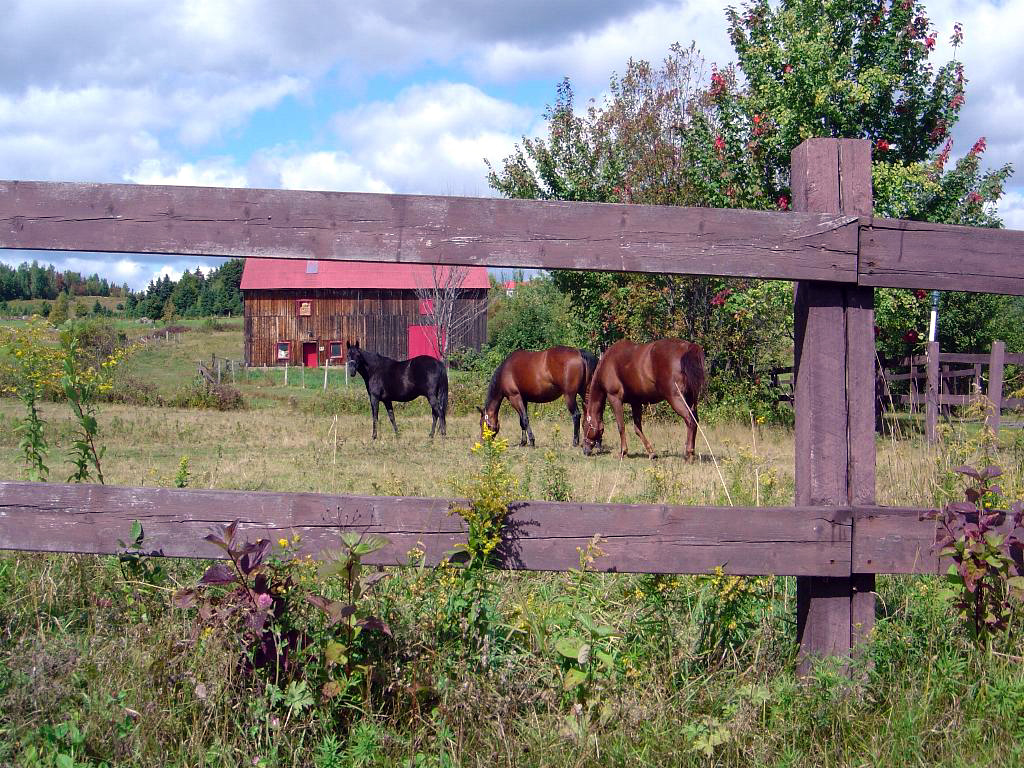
[243,288,488,366]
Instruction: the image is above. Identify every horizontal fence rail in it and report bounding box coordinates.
[0,180,859,283]
[2,180,1024,295]
[0,481,979,578]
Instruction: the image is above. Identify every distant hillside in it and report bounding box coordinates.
[0,257,244,319]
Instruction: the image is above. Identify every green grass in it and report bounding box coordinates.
[3,323,1024,766]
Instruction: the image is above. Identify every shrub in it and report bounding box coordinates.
[170,379,245,410]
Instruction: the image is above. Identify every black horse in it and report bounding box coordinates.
[346,341,448,439]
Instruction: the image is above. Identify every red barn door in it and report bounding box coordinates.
[302,341,318,367]
[407,325,444,360]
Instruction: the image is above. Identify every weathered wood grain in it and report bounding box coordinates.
[792,138,866,670]
[849,506,1023,575]
[859,218,1024,296]
[0,482,853,576]
[0,180,859,282]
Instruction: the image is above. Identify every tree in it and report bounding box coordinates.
[489,0,1016,376]
[488,48,793,373]
[715,1,1014,353]
[485,275,572,365]
[49,292,70,326]
[413,266,488,365]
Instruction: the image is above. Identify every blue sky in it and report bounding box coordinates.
[1,0,1021,289]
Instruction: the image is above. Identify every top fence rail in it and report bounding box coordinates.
[2,180,1024,295]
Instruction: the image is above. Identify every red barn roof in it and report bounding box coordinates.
[240,258,491,291]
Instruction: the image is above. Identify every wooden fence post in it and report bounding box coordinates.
[926,341,939,443]
[988,340,1005,435]
[792,138,876,673]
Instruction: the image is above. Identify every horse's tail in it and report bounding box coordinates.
[438,363,450,414]
[579,348,599,405]
[680,342,707,402]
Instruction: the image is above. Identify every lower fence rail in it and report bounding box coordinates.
[0,481,957,577]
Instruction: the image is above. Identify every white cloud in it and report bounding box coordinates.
[331,82,533,195]
[475,1,730,86]
[274,151,393,194]
[125,158,249,188]
[925,2,1024,214]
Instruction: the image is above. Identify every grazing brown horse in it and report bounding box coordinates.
[478,346,598,446]
[582,339,705,460]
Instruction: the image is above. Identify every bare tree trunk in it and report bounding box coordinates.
[414,266,488,365]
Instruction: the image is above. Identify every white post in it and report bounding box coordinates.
[217,359,221,384]
[324,358,329,390]
[928,290,940,342]
[284,362,288,387]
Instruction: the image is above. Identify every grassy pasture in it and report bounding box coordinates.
[2,325,1024,767]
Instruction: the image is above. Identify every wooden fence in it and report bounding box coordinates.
[881,342,1023,441]
[198,353,350,389]
[3,137,1024,673]
[763,341,1022,440]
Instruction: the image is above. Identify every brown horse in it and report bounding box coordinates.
[478,346,598,446]
[582,339,705,460]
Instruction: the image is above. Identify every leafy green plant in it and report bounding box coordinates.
[440,426,519,659]
[694,567,773,665]
[307,532,393,707]
[175,523,395,724]
[60,335,115,484]
[554,613,619,742]
[0,316,62,481]
[540,449,572,502]
[116,519,167,589]
[926,465,1024,650]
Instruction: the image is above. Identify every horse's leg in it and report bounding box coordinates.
[383,400,398,437]
[429,408,438,438]
[565,393,581,447]
[610,397,628,458]
[631,405,656,459]
[370,396,380,440]
[667,390,698,462]
[508,393,532,446]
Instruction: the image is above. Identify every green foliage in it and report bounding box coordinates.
[540,449,572,502]
[169,378,245,410]
[927,465,1024,650]
[60,336,109,484]
[48,292,70,326]
[554,614,619,742]
[438,427,520,659]
[1,318,61,480]
[451,427,518,570]
[694,568,773,665]
[482,276,572,367]
[175,523,395,727]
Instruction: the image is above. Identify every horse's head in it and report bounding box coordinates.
[477,406,499,438]
[581,411,604,456]
[346,340,363,377]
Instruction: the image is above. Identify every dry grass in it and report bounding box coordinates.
[0,394,960,511]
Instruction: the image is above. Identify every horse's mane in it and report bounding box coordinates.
[484,359,505,408]
[359,348,394,368]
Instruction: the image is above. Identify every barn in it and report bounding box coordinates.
[240,258,490,367]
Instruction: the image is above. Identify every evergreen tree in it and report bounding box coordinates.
[49,292,70,325]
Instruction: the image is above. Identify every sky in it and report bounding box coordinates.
[1,0,1021,290]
